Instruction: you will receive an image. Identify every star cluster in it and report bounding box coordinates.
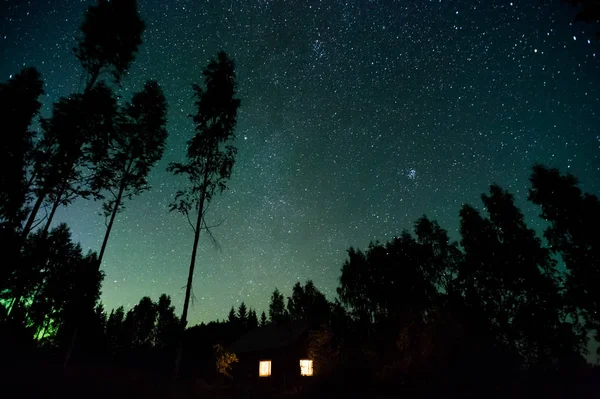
[1,0,598,325]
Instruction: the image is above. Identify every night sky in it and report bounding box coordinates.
[1,0,598,326]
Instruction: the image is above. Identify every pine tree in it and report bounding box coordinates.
[238,302,248,329]
[260,311,268,327]
[248,309,258,330]
[227,306,238,324]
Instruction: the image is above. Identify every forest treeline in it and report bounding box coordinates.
[1,0,599,395]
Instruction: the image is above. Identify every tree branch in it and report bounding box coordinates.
[31,205,49,230]
[185,209,196,233]
[202,218,222,251]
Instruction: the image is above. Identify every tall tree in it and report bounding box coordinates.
[167,51,240,375]
[92,80,167,269]
[22,0,145,238]
[0,68,44,297]
[74,0,146,91]
[529,164,600,345]
[34,84,117,238]
[0,68,44,232]
[268,288,288,323]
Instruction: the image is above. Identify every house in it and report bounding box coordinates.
[229,320,316,391]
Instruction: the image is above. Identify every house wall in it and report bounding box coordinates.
[232,342,313,393]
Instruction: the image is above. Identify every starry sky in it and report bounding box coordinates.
[1,0,599,326]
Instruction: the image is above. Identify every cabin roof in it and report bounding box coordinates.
[229,320,309,353]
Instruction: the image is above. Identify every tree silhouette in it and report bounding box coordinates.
[167,51,240,375]
[0,68,44,233]
[338,233,437,332]
[106,306,126,358]
[74,0,145,91]
[237,302,248,329]
[458,184,584,369]
[0,69,44,299]
[529,164,600,347]
[413,216,462,295]
[155,294,179,350]
[260,311,267,327]
[227,306,237,325]
[22,0,145,238]
[268,288,288,323]
[287,280,331,326]
[34,84,118,238]
[564,0,600,38]
[92,80,168,270]
[247,308,258,330]
[13,223,104,352]
[125,296,157,349]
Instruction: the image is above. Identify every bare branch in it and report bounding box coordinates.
[185,209,196,233]
[202,218,222,251]
[202,219,224,230]
[191,287,198,309]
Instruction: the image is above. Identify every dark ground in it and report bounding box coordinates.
[2,361,600,399]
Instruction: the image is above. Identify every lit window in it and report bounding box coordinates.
[299,359,313,376]
[259,360,271,377]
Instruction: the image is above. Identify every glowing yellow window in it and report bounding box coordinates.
[259,360,271,377]
[299,359,313,376]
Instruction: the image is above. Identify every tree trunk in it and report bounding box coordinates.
[22,192,45,239]
[97,181,125,270]
[173,190,207,379]
[42,194,61,236]
[64,327,79,368]
[41,177,69,236]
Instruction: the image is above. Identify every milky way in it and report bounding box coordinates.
[1,0,598,326]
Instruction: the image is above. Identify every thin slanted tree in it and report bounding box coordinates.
[92,80,167,269]
[21,0,145,239]
[168,51,240,376]
[37,84,118,236]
